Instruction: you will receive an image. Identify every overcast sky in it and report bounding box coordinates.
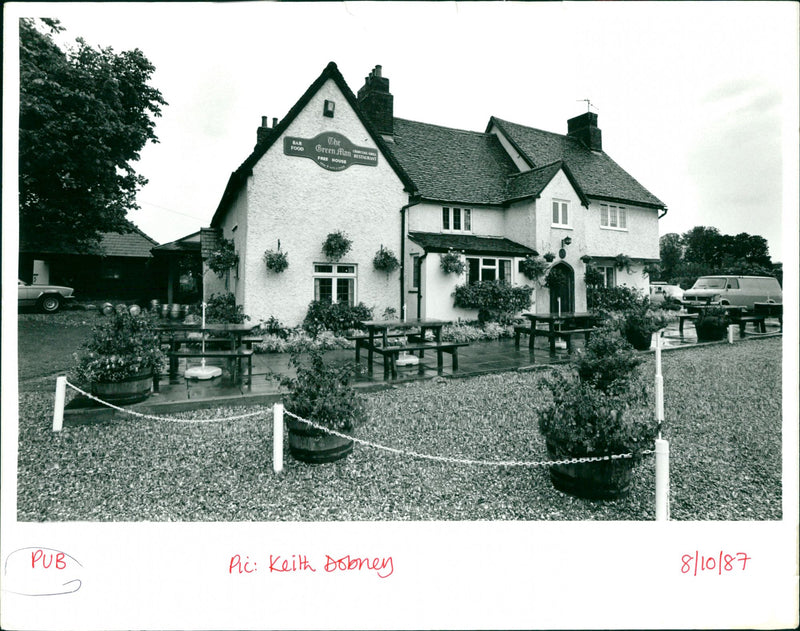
[7,2,799,262]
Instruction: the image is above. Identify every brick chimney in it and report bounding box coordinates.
[357,65,393,136]
[256,116,279,145]
[567,112,602,151]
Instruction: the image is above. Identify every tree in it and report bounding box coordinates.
[19,18,166,252]
[681,226,722,266]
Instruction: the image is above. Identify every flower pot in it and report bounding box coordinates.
[695,320,726,342]
[286,417,354,464]
[624,328,653,351]
[546,441,634,500]
[92,372,153,405]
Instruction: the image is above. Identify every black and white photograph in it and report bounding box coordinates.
[2,2,798,629]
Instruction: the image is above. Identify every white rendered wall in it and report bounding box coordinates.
[407,202,505,237]
[241,78,407,327]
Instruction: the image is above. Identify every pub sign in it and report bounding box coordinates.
[283,132,378,171]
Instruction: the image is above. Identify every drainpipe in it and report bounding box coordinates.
[658,206,668,219]
[417,252,428,318]
[400,196,421,321]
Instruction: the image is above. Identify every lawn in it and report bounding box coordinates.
[15,329,782,521]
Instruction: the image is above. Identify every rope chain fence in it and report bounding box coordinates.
[282,408,655,468]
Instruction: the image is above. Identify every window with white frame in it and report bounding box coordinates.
[596,265,616,288]
[411,254,421,290]
[442,207,472,232]
[600,203,627,230]
[466,257,512,284]
[313,264,356,306]
[552,200,570,227]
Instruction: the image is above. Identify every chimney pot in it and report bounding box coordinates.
[374,65,382,77]
[273,117,278,127]
[261,116,268,127]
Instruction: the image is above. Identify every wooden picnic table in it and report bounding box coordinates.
[521,312,600,354]
[358,318,464,378]
[155,322,258,383]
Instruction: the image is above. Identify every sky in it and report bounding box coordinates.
[6,1,799,264]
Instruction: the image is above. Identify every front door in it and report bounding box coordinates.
[549,263,574,313]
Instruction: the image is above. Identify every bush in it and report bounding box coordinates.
[519,256,548,282]
[452,281,533,323]
[255,330,352,354]
[302,301,373,336]
[538,371,655,458]
[277,349,367,432]
[73,310,164,383]
[575,324,644,394]
[205,292,248,324]
[591,285,642,314]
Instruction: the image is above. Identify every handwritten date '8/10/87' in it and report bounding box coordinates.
[682,551,751,576]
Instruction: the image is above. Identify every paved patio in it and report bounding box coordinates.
[63,317,782,421]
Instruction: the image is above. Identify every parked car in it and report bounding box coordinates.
[649,282,684,304]
[18,279,75,313]
[681,275,781,311]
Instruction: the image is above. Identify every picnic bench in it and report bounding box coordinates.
[368,341,469,379]
[357,318,468,379]
[754,302,782,331]
[168,348,254,387]
[519,312,599,354]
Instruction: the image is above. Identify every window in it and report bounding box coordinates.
[552,200,569,227]
[443,207,472,232]
[726,278,739,289]
[314,264,356,306]
[600,203,627,230]
[597,265,616,288]
[467,257,512,284]
[411,255,421,290]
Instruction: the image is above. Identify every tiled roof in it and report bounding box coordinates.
[408,231,537,257]
[384,119,518,205]
[151,231,202,253]
[20,225,158,257]
[490,117,666,209]
[98,227,158,258]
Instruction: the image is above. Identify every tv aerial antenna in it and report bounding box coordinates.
[577,99,599,113]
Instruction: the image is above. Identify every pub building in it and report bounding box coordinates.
[203,62,666,326]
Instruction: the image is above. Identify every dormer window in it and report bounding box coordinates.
[443,207,472,233]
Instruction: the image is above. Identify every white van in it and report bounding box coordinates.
[682,275,781,311]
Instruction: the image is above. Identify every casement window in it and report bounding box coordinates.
[597,265,616,288]
[411,254,421,290]
[600,203,627,230]
[552,200,570,227]
[313,264,356,306]
[442,207,472,232]
[466,257,512,284]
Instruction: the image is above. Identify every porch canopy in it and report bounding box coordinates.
[408,231,537,258]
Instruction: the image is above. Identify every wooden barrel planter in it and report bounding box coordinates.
[92,372,153,405]
[624,328,652,351]
[546,441,634,500]
[286,416,354,464]
[695,320,726,342]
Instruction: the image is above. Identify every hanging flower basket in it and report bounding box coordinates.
[519,256,548,282]
[264,248,289,273]
[580,254,593,264]
[615,253,633,273]
[440,249,466,275]
[322,231,352,261]
[373,245,400,273]
[206,237,238,278]
[543,251,556,263]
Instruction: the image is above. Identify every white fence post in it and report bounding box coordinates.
[655,438,670,521]
[53,376,67,432]
[273,402,284,474]
[727,324,736,343]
